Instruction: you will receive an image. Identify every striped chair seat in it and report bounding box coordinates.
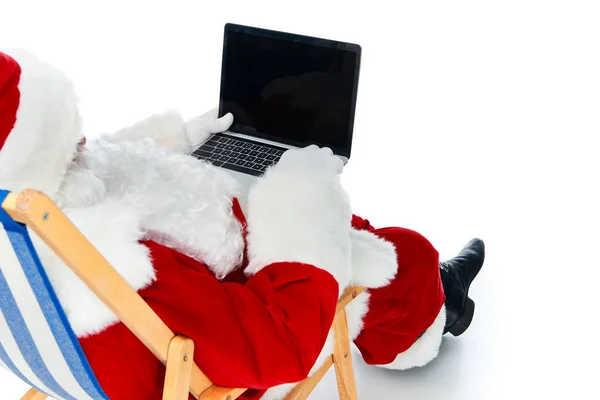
[0,190,108,400]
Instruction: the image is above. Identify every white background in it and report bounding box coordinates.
[1,0,599,398]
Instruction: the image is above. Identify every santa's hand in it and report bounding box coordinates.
[275,145,344,175]
[184,108,234,148]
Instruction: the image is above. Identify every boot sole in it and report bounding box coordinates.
[448,297,475,336]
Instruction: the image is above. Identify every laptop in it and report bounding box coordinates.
[192,23,361,189]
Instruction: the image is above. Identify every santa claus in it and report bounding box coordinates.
[0,49,485,400]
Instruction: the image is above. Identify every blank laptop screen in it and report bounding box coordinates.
[219,24,361,157]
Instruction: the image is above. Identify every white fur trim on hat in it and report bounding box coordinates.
[0,49,82,198]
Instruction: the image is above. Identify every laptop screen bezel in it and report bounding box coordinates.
[218,23,361,158]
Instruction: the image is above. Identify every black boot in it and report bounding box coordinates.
[440,238,485,336]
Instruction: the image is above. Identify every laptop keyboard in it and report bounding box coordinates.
[192,133,288,176]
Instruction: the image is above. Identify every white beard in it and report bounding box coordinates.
[19,137,245,338]
[57,138,245,279]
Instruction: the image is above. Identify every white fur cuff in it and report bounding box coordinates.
[245,168,353,290]
[349,228,398,288]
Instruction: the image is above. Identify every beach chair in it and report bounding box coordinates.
[0,189,365,400]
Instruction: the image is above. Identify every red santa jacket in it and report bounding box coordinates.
[77,199,340,400]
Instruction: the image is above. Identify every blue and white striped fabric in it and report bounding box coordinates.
[0,190,108,400]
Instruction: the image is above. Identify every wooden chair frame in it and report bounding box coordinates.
[4,190,365,400]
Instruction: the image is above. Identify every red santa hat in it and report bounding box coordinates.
[0,49,83,198]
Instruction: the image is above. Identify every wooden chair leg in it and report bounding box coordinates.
[163,336,195,400]
[332,309,359,400]
[21,388,47,400]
